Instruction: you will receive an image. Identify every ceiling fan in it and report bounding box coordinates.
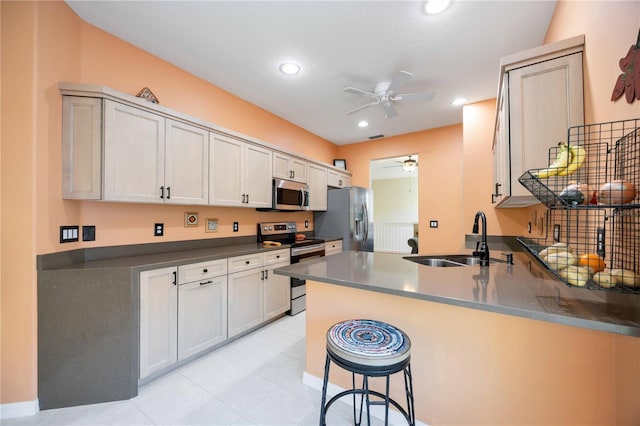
[383,155,419,172]
[344,71,435,119]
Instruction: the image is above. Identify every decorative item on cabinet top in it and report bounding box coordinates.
[518,118,640,294]
[136,87,159,104]
[333,159,347,170]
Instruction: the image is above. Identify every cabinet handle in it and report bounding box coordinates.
[491,183,502,203]
[203,268,208,273]
[245,260,250,265]
[166,186,171,199]
[276,255,280,258]
[265,269,269,280]
[160,186,165,199]
[200,280,213,286]
[339,179,342,186]
[246,193,249,203]
[172,271,177,285]
[260,270,265,280]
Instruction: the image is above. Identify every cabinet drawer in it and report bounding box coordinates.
[178,259,227,284]
[325,240,343,256]
[228,252,264,274]
[263,249,290,266]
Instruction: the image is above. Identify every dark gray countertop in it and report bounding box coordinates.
[41,243,291,272]
[274,250,640,337]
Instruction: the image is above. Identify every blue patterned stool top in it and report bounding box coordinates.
[326,319,411,367]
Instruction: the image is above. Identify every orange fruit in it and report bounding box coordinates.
[578,253,606,273]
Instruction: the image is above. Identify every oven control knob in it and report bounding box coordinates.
[269,226,273,230]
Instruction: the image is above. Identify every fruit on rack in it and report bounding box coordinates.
[533,143,570,179]
[538,242,573,260]
[597,180,637,205]
[558,183,596,205]
[545,251,577,270]
[556,145,587,177]
[578,253,606,273]
[592,270,618,288]
[611,269,639,287]
[559,265,592,287]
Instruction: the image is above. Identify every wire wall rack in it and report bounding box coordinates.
[517,118,640,293]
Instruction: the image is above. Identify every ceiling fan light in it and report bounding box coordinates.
[425,0,452,15]
[402,158,418,172]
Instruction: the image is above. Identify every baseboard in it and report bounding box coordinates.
[302,372,428,426]
[1,399,39,419]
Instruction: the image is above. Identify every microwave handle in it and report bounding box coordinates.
[300,188,305,209]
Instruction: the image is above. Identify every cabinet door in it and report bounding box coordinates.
[273,152,293,181]
[62,96,102,199]
[139,267,177,379]
[165,120,209,205]
[307,163,328,211]
[290,157,308,183]
[104,100,165,203]
[209,134,244,206]
[227,268,264,338]
[492,85,510,205]
[178,276,227,361]
[244,144,273,208]
[328,170,350,188]
[499,52,584,207]
[325,240,343,256]
[264,262,291,320]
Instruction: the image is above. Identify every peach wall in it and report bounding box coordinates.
[306,280,640,425]
[1,1,40,406]
[338,124,464,254]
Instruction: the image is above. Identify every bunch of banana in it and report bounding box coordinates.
[532,143,587,179]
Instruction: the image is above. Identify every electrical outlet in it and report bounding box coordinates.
[82,225,96,241]
[60,226,79,243]
[429,220,438,228]
[154,223,164,236]
[305,220,309,228]
[233,222,239,232]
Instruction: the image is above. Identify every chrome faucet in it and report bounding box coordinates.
[472,211,490,267]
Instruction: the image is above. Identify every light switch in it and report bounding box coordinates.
[60,226,79,243]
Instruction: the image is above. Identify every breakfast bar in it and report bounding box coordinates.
[275,250,640,425]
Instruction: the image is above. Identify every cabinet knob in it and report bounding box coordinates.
[203,268,208,273]
[245,260,250,265]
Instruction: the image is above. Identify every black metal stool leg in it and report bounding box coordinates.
[320,354,331,426]
[404,363,415,426]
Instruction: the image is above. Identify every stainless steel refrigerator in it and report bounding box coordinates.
[314,187,373,251]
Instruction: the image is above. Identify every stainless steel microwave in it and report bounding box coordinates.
[273,178,309,211]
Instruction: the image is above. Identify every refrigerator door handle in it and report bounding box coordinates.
[363,203,369,245]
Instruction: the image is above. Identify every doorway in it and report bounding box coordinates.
[370,155,419,253]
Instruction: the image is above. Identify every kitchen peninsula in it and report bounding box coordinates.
[275,250,640,425]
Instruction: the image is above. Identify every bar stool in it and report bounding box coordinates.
[319,319,415,426]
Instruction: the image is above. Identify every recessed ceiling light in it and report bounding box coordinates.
[424,0,452,15]
[358,120,369,128]
[279,62,301,75]
[452,97,467,106]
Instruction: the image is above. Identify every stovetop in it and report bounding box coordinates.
[257,221,324,247]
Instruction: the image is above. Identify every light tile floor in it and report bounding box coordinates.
[4,313,381,426]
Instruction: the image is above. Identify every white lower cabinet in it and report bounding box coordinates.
[139,267,178,380]
[227,267,264,338]
[177,259,228,361]
[325,240,343,256]
[264,261,291,320]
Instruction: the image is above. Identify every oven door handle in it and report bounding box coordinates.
[291,243,326,257]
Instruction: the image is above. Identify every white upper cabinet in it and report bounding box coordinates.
[273,152,307,183]
[307,163,328,211]
[209,134,272,208]
[492,36,584,208]
[327,169,351,189]
[164,119,209,205]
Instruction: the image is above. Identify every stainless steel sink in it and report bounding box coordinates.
[403,254,501,267]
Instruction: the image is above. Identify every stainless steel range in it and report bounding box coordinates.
[257,222,325,315]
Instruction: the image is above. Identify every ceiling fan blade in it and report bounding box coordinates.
[394,91,436,102]
[344,87,378,99]
[346,100,379,115]
[384,102,398,119]
[387,71,413,95]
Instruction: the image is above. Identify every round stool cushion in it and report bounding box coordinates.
[326,319,411,367]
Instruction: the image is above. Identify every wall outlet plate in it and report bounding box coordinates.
[233,222,239,232]
[154,223,164,236]
[429,220,438,228]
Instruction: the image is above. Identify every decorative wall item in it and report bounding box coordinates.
[206,218,218,233]
[333,159,347,170]
[184,212,199,227]
[136,87,159,104]
[611,30,640,104]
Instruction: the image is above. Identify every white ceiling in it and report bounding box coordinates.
[65,0,556,146]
